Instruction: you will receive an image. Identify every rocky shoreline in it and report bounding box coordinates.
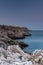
[0,25,43,65]
[0,25,31,49]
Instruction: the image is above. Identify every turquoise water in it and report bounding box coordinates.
[23,30,43,53]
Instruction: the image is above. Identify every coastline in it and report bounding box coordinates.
[0,25,43,65]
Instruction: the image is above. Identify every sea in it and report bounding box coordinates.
[22,30,43,53]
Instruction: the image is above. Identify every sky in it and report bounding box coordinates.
[0,0,43,30]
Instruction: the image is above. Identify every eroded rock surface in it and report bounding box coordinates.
[0,25,42,65]
[0,45,43,65]
[0,45,32,65]
[0,25,31,39]
[0,25,31,49]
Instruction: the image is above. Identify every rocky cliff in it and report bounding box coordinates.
[0,25,43,65]
[0,25,31,50]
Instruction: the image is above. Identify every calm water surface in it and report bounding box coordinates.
[23,30,43,53]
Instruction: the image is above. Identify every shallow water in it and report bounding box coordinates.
[22,30,43,53]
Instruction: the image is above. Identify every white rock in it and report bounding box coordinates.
[35,58,39,63]
[40,53,43,56]
[0,46,43,65]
